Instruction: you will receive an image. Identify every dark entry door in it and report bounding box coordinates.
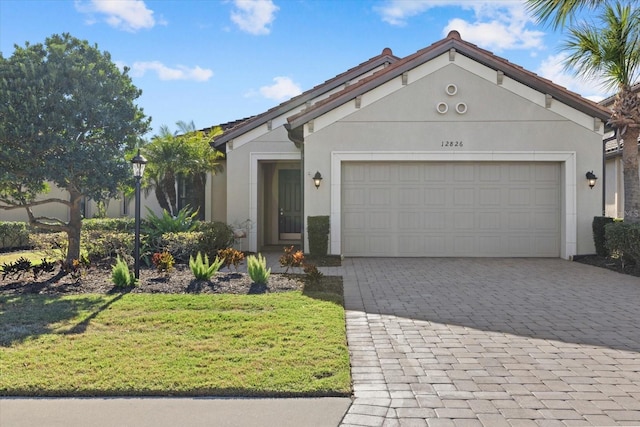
[278,169,302,240]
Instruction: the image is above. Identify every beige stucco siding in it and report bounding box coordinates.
[303,62,604,257]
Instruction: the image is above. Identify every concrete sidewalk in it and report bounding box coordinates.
[0,397,352,427]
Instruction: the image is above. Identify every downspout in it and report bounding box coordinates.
[300,141,305,253]
[602,137,606,216]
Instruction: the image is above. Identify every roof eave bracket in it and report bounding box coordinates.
[285,124,304,148]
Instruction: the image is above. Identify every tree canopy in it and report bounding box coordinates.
[142,121,224,217]
[527,0,640,222]
[0,33,150,262]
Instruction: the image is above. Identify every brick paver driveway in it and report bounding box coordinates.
[335,258,640,427]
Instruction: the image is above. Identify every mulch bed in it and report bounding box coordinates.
[0,263,341,296]
[573,254,640,278]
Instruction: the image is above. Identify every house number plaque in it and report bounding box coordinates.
[441,140,464,147]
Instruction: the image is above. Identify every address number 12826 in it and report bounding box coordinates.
[441,141,463,147]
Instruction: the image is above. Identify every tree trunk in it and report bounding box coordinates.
[163,171,178,216]
[154,185,171,213]
[192,173,206,220]
[66,189,83,264]
[622,126,640,223]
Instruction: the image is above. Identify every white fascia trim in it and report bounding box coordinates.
[249,152,301,252]
[330,151,577,259]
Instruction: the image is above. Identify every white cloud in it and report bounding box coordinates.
[376,1,544,53]
[536,53,608,101]
[129,61,213,82]
[259,77,302,101]
[75,0,162,32]
[230,0,279,35]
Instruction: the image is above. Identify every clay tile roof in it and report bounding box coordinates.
[212,48,400,148]
[286,31,611,132]
[599,82,640,107]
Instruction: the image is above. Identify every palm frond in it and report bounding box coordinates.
[526,0,609,29]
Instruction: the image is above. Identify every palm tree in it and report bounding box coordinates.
[526,0,622,29]
[143,121,224,217]
[528,0,640,223]
[562,2,640,222]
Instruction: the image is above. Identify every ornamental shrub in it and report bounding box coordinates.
[605,222,640,266]
[217,247,245,271]
[592,216,614,257]
[151,251,175,273]
[82,218,135,232]
[29,232,67,251]
[307,216,330,256]
[303,262,323,283]
[159,232,203,263]
[144,206,199,238]
[279,245,304,273]
[82,231,134,262]
[0,222,30,250]
[247,253,270,285]
[111,256,136,287]
[189,252,223,281]
[196,221,235,259]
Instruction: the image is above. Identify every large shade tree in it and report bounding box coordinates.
[142,121,224,217]
[0,33,150,263]
[528,0,640,222]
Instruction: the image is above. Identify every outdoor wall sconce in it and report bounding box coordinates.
[586,171,598,189]
[312,171,323,189]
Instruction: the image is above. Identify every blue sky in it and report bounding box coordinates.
[0,0,608,136]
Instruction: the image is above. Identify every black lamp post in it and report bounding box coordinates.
[131,149,147,279]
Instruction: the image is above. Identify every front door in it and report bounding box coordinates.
[278,169,302,240]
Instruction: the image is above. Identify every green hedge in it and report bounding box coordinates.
[82,231,134,261]
[605,222,640,264]
[82,218,136,232]
[307,216,330,257]
[196,221,235,259]
[592,216,614,257]
[159,232,203,263]
[0,222,30,250]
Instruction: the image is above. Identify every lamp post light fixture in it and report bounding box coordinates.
[312,171,323,189]
[131,149,147,279]
[586,171,598,189]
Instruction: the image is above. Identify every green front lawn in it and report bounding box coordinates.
[0,250,57,268]
[0,291,350,397]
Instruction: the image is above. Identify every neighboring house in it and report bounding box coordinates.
[0,119,245,225]
[600,82,640,219]
[213,31,610,259]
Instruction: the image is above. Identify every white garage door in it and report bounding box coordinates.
[342,162,560,257]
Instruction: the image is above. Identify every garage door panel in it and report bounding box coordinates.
[509,165,531,181]
[453,212,475,230]
[423,212,447,229]
[399,188,421,206]
[454,188,475,205]
[369,165,390,181]
[508,212,531,230]
[478,213,500,230]
[508,189,532,205]
[535,188,558,205]
[370,189,391,205]
[425,188,447,205]
[454,164,475,181]
[342,162,560,257]
[369,212,391,229]
[479,188,501,205]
